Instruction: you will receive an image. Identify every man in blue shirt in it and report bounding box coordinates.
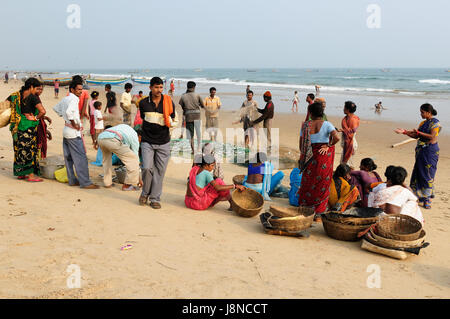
[97,124,142,191]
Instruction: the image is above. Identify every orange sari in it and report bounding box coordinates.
[341,114,360,164]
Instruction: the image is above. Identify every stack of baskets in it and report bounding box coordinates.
[230,188,264,218]
[260,205,315,237]
[322,207,382,242]
[362,214,428,260]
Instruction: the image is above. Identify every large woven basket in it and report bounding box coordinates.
[268,206,315,231]
[232,175,246,185]
[325,212,379,226]
[322,215,372,242]
[0,101,10,113]
[231,188,264,218]
[377,214,422,241]
[367,228,426,249]
[269,205,314,218]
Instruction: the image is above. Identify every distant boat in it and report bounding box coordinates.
[247,69,257,72]
[194,69,203,72]
[132,78,150,84]
[132,76,166,84]
[86,78,129,85]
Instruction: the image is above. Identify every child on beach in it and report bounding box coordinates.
[88,91,100,145]
[93,101,104,149]
[292,91,299,112]
[54,79,60,98]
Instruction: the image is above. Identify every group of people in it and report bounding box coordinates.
[294,98,440,223]
[4,75,441,222]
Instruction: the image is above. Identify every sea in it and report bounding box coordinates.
[21,68,450,128]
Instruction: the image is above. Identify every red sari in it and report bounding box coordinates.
[298,144,335,214]
[341,114,359,164]
[185,166,230,210]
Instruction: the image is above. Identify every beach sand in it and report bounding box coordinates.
[0,81,449,298]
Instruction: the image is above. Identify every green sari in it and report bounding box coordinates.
[8,92,40,176]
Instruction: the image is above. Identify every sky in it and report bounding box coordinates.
[1,0,449,70]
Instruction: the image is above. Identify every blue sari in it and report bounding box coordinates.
[243,162,284,201]
[410,118,441,201]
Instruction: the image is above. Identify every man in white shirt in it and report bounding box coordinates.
[120,83,133,125]
[53,81,99,189]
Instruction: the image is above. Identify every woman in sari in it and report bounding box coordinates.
[298,102,340,220]
[339,101,359,166]
[243,152,284,201]
[395,103,440,209]
[350,158,382,207]
[7,78,46,182]
[185,154,245,211]
[329,164,360,212]
[370,166,424,224]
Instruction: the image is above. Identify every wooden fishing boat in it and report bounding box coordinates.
[42,78,72,86]
[132,76,166,85]
[132,78,150,84]
[86,78,129,85]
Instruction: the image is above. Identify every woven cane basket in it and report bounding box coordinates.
[231,188,264,218]
[377,214,422,241]
[322,215,372,242]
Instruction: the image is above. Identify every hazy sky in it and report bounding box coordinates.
[1,0,449,69]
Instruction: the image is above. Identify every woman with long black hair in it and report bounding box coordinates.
[7,77,46,181]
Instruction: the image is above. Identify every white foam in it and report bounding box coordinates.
[419,79,450,85]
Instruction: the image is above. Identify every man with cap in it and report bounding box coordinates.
[251,91,275,150]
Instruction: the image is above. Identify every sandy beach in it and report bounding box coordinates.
[0,80,449,299]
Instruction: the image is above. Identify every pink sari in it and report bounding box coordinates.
[185,166,230,210]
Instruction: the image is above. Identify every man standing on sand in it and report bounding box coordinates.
[251,91,274,150]
[169,80,175,97]
[138,77,177,209]
[179,81,205,154]
[204,87,222,141]
[120,83,133,125]
[315,85,321,97]
[53,81,99,189]
[233,90,260,149]
[4,72,9,84]
[304,93,315,122]
[105,84,117,114]
[68,75,90,142]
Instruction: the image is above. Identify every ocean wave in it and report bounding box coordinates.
[419,79,450,85]
[172,77,401,94]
